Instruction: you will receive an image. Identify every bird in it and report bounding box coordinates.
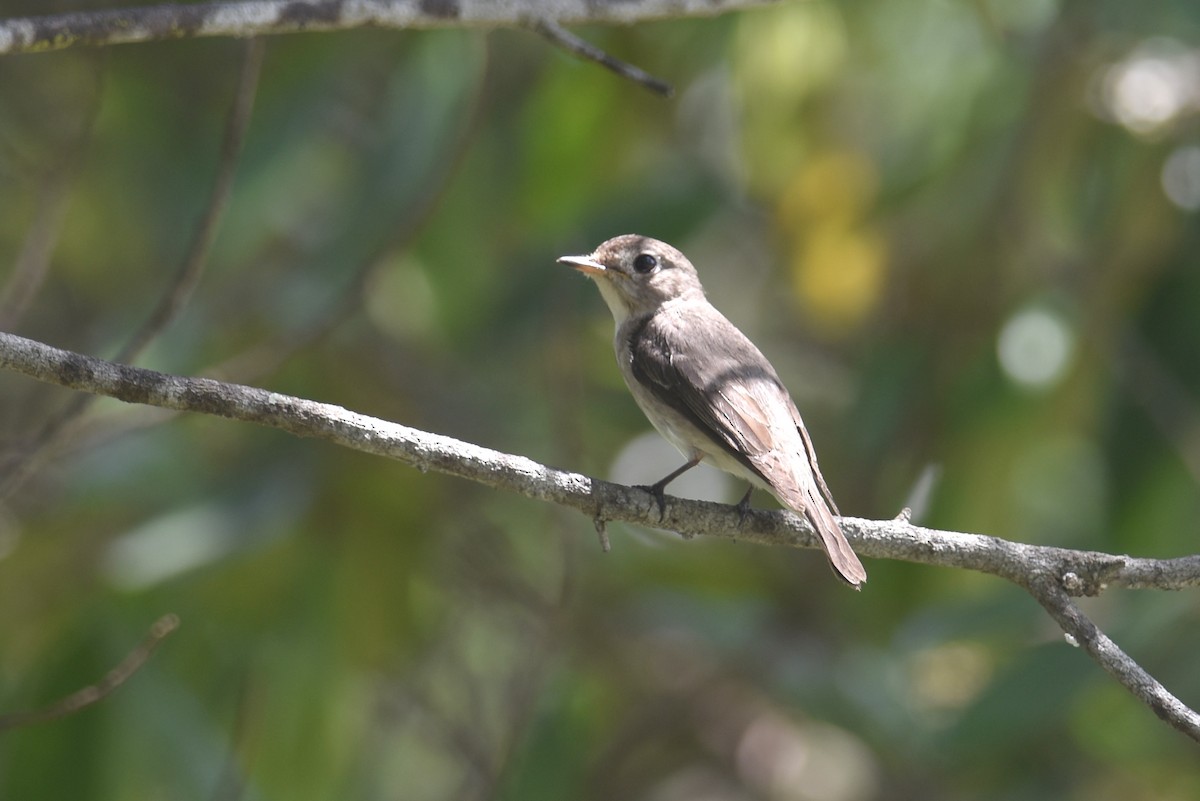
[558,234,867,588]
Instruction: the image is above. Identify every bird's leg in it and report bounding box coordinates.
[735,484,755,526]
[638,456,701,521]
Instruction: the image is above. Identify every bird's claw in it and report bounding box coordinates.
[636,482,668,522]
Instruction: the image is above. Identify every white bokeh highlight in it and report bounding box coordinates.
[1098,39,1200,136]
[997,306,1075,390]
[1162,145,1200,210]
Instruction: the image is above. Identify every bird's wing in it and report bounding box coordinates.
[628,307,866,587]
[627,309,782,482]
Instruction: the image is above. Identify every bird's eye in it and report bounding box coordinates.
[633,253,658,274]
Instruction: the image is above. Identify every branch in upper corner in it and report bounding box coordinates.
[528,18,674,97]
[0,614,180,730]
[0,0,780,57]
[0,329,1198,743]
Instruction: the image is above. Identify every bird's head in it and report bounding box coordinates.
[558,234,706,323]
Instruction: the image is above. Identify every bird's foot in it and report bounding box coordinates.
[635,480,669,522]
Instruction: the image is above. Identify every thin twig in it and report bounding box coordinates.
[0,614,180,730]
[118,38,265,364]
[0,330,1198,742]
[527,18,673,97]
[0,39,264,501]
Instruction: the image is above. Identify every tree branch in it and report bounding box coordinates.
[0,0,776,57]
[1,329,1198,742]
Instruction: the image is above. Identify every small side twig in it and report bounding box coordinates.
[527,18,674,97]
[593,515,611,552]
[0,614,180,730]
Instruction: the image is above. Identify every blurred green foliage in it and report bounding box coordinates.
[2,0,1200,798]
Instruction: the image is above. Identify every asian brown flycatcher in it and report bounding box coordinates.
[558,234,867,588]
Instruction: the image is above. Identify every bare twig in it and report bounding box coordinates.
[594,516,611,552]
[527,18,673,97]
[0,0,775,57]
[0,331,1197,742]
[0,614,180,730]
[117,38,265,364]
[0,39,264,500]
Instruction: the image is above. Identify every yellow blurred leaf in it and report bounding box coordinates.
[779,150,880,225]
[790,223,887,335]
[734,3,848,194]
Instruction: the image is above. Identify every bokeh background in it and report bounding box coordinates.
[2,0,1199,797]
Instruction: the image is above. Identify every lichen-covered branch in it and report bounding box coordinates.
[1,329,1198,742]
[0,0,777,56]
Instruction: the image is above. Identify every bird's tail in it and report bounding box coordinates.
[801,483,867,589]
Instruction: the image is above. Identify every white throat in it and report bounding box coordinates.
[593,277,632,328]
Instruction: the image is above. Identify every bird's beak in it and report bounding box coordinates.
[557,254,609,277]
